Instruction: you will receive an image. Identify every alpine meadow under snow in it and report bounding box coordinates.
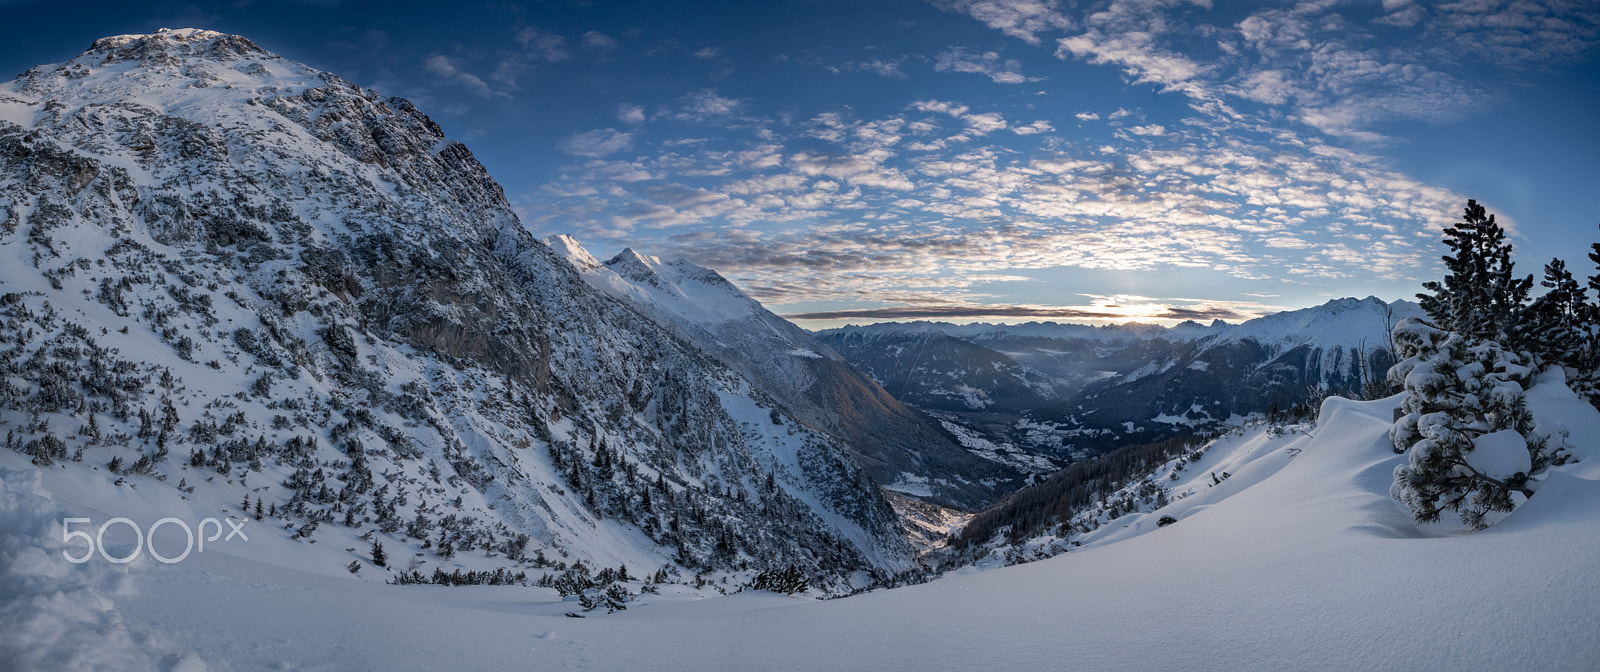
[3,28,1600,672]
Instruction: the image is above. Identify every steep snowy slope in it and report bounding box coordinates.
[544,235,1021,509]
[0,27,910,595]
[6,371,1596,671]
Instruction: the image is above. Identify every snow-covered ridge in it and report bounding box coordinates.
[0,27,914,601]
[543,235,1022,509]
[1208,296,1421,352]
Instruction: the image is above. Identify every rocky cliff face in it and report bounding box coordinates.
[0,29,910,585]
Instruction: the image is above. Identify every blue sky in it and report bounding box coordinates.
[1,0,1596,328]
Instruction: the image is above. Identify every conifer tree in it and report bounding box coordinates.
[1389,200,1569,530]
[1388,321,1551,529]
[1518,258,1590,372]
[371,539,387,568]
[1416,199,1534,348]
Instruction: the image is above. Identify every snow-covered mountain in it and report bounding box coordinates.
[817,297,1422,462]
[543,235,1021,509]
[0,28,912,590]
[8,353,1597,671]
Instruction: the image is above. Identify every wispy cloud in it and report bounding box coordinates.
[934,47,1034,83]
[939,0,1599,143]
[663,89,746,123]
[839,57,909,78]
[783,302,1256,322]
[424,55,508,99]
[933,0,1074,45]
[527,86,1466,312]
[558,129,634,157]
[617,103,646,125]
[514,25,571,62]
[582,31,618,52]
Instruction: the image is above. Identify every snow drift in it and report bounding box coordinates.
[3,369,1596,670]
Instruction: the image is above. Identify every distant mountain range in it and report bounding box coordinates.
[816,296,1421,465]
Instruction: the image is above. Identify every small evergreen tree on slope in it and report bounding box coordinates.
[1388,321,1552,529]
[1390,200,1566,530]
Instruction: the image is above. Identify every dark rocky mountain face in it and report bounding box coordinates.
[0,29,910,585]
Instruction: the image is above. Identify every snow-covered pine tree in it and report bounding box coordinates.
[1387,320,1556,529]
[1389,200,1566,530]
[1416,199,1534,349]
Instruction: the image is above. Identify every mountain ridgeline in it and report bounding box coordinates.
[0,29,913,587]
[816,297,1420,466]
[542,236,1020,510]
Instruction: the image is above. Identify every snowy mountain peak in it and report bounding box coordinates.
[4,27,337,138]
[542,234,602,272]
[84,28,269,65]
[604,247,667,285]
[1211,296,1419,352]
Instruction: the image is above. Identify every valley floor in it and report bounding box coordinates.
[6,380,1600,671]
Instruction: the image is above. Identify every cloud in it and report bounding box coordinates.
[839,58,908,78]
[907,100,1008,140]
[666,89,745,123]
[1057,29,1208,97]
[1075,112,1100,121]
[1375,1,1425,28]
[1423,0,1600,66]
[934,47,1034,83]
[582,31,618,51]
[423,55,507,99]
[617,103,646,125]
[529,89,1468,313]
[781,298,1269,323]
[940,0,1598,146]
[911,100,970,117]
[515,26,571,62]
[1012,120,1054,135]
[789,151,915,191]
[559,129,634,157]
[935,0,1074,45]
[693,47,723,60]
